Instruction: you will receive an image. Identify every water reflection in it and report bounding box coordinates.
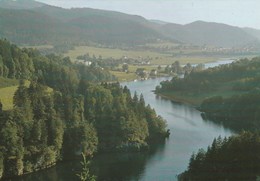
[13,137,167,181]
[92,140,167,181]
[122,76,233,181]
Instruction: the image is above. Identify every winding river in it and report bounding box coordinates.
[15,59,234,181]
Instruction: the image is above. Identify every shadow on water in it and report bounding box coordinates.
[11,141,167,181]
[91,140,167,181]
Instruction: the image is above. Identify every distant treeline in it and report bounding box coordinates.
[0,39,168,179]
[157,57,260,93]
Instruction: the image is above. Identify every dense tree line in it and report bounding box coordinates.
[0,39,168,179]
[200,90,260,131]
[178,132,260,181]
[157,57,260,93]
[162,61,205,76]
[156,57,260,131]
[0,39,115,86]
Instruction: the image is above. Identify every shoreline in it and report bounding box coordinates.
[155,92,201,108]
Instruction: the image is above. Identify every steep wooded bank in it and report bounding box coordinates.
[0,39,168,179]
[157,57,260,130]
[200,91,260,131]
[178,132,260,181]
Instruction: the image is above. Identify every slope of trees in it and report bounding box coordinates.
[0,39,115,85]
[157,57,260,130]
[0,5,163,46]
[0,40,168,179]
[178,132,260,181]
[158,57,260,94]
[200,90,260,131]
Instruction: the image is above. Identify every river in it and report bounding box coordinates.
[14,59,234,181]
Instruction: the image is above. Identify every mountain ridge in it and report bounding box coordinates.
[0,0,259,48]
[160,20,258,47]
[0,0,45,9]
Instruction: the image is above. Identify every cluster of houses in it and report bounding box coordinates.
[75,55,158,79]
[122,56,151,65]
[75,59,92,66]
[135,68,158,79]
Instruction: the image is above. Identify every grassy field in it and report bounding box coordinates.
[127,65,157,72]
[65,46,218,65]
[0,85,20,110]
[0,80,31,110]
[0,79,52,111]
[22,44,54,50]
[110,71,138,82]
[0,77,19,88]
[111,64,163,82]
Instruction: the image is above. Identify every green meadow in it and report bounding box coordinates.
[65,45,217,65]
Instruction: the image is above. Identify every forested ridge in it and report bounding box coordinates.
[0,39,168,179]
[0,0,259,48]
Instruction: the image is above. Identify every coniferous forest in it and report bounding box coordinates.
[178,132,260,181]
[0,39,168,179]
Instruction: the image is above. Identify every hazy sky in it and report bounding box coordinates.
[37,0,260,29]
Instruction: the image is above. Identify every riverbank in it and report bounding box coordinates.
[155,58,247,108]
[156,86,244,109]
[110,70,170,82]
[110,58,233,82]
[156,92,201,107]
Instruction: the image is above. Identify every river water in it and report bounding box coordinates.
[14,59,234,181]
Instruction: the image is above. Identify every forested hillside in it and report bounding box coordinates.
[0,3,163,46]
[0,39,168,179]
[160,21,258,47]
[200,90,260,131]
[178,132,260,181]
[0,0,259,48]
[157,57,260,130]
[0,0,44,9]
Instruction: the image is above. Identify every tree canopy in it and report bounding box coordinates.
[0,39,168,179]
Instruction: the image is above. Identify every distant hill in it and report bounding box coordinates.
[160,21,258,47]
[0,0,259,48]
[0,8,82,45]
[0,0,44,9]
[0,2,164,46]
[244,27,260,41]
[35,6,163,45]
[149,19,169,25]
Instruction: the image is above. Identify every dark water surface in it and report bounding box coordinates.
[14,60,234,181]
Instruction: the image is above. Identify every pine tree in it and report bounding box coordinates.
[77,153,96,181]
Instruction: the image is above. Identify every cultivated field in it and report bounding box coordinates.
[65,45,217,65]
